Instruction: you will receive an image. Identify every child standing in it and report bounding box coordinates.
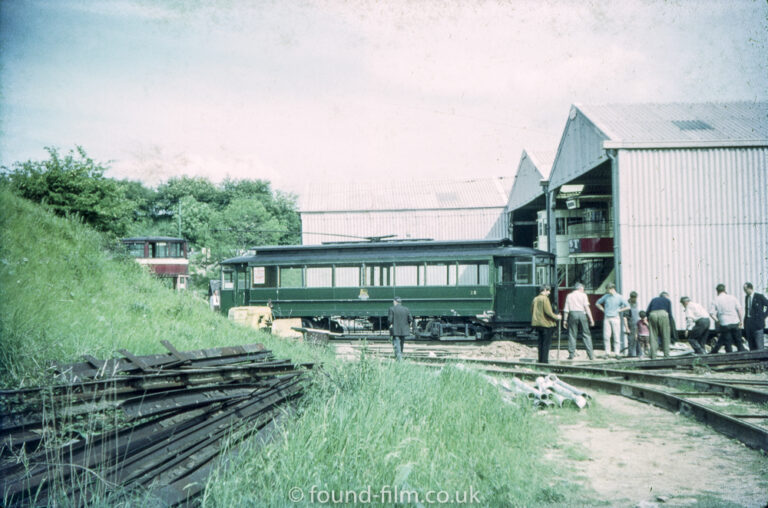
[637,311,650,357]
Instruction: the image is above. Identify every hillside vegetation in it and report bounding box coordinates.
[0,189,318,387]
[0,190,582,506]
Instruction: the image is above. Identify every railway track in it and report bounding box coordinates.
[363,349,768,452]
[0,342,313,507]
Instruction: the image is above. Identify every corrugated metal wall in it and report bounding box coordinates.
[301,208,510,245]
[618,147,768,327]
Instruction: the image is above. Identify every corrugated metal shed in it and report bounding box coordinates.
[543,101,768,328]
[299,177,513,212]
[505,150,556,213]
[299,177,513,245]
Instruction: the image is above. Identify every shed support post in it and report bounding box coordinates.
[607,149,621,293]
[541,179,558,307]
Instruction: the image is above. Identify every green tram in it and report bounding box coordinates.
[219,239,555,339]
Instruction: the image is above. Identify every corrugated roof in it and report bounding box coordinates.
[575,101,768,148]
[299,177,514,213]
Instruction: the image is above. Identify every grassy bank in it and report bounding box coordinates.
[0,190,584,506]
[0,190,323,387]
[204,357,578,507]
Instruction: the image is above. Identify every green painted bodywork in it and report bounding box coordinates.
[219,239,553,327]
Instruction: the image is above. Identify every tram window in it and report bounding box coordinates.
[251,266,277,288]
[574,258,614,291]
[556,217,567,235]
[365,265,391,286]
[426,263,449,286]
[335,266,361,287]
[536,256,553,285]
[237,270,246,290]
[126,243,145,258]
[515,262,533,285]
[478,264,489,285]
[448,264,457,286]
[557,264,576,288]
[306,267,332,287]
[460,263,489,285]
[153,242,169,258]
[168,242,182,258]
[496,259,515,284]
[458,264,477,285]
[536,265,549,285]
[279,267,303,288]
[395,265,418,286]
[222,270,234,289]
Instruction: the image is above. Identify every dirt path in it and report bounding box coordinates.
[546,394,768,507]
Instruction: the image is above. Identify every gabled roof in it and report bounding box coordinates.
[549,101,768,189]
[576,101,768,149]
[506,149,556,212]
[298,177,514,213]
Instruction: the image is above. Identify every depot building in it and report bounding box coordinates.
[507,101,768,326]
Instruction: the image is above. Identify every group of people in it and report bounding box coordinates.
[531,282,768,363]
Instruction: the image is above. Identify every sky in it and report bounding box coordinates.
[1,0,766,196]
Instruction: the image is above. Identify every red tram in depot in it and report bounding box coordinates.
[121,236,190,290]
[536,199,615,322]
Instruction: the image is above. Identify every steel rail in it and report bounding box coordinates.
[52,342,269,380]
[410,356,768,404]
[0,359,311,404]
[587,349,768,369]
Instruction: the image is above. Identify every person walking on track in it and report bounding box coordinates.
[388,296,412,361]
[531,285,561,364]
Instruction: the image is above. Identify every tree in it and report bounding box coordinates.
[155,176,221,213]
[2,147,134,237]
[178,195,214,247]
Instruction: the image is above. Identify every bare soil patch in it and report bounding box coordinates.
[545,394,768,507]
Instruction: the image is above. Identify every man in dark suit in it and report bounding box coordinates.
[388,296,413,361]
[743,282,768,350]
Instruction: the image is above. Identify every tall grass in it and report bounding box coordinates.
[0,190,325,387]
[204,357,582,507]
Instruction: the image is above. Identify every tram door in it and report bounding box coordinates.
[234,267,247,307]
[494,258,517,321]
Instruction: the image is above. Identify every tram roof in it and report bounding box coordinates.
[121,236,186,243]
[220,239,551,266]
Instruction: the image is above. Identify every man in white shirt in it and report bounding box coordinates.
[680,296,710,354]
[562,282,595,360]
[709,284,745,353]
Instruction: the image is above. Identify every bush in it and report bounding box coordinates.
[1,147,134,237]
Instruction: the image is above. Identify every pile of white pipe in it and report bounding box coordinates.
[493,374,590,409]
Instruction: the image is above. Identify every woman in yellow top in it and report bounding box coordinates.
[531,285,561,364]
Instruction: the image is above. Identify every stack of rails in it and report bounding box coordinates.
[0,342,313,507]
